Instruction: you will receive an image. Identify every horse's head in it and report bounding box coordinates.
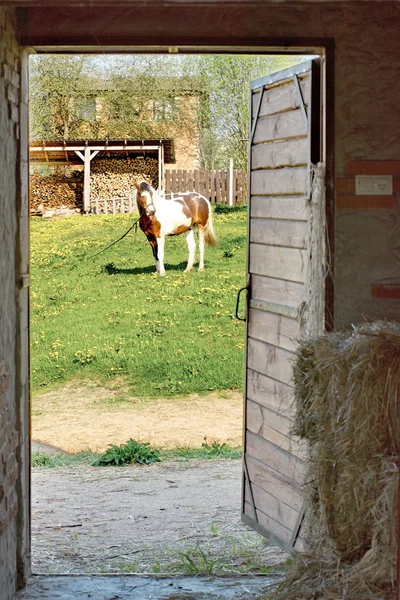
[135,181,156,217]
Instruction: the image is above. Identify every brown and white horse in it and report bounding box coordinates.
[135,181,217,276]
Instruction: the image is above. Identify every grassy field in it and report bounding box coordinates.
[30,205,247,398]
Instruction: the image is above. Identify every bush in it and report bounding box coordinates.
[32,451,54,467]
[93,439,161,467]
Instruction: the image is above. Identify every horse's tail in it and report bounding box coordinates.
[203,204,217,246]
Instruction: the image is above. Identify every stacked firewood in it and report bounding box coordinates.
[90,157,158,200]
[29,156,158,214]
[30,172,84,214]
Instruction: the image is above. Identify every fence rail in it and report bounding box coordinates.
[165,169,247,205]
[91,196,136,214]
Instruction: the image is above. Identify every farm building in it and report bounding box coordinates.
[1,1,400,599]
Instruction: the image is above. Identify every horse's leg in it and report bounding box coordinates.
[157,236,166,276]
[198,228,205,271]
[184,229,196,273]
[147,236,160,274]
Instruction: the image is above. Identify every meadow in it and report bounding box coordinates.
[30,205,247,398]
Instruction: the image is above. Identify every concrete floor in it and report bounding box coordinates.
[15,574,280,599]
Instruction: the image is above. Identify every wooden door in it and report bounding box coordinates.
[242,59,325,553]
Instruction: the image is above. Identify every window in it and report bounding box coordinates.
[152,98,175,122]
[76,96,97,121]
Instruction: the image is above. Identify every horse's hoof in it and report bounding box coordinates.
[159,272,166,277]
[198,267,204,272]
[184,268,193,273]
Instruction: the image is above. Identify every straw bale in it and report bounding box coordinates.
[266,321,400,599]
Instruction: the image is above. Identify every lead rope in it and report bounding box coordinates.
[87,218,140,259]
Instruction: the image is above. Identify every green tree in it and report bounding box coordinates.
[30,54,96,140]
[185,54,305,170]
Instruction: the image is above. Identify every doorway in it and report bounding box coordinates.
[21,43,333,584]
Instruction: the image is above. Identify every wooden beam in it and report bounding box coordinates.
[30,144,160,152]
[89,150,100,161]
[74,150,85,162]
[83,146,91,213]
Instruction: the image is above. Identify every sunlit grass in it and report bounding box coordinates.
[30,206,247,398]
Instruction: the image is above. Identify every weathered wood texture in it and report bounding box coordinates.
[247,308,299,351]
[249,243,307,283]
[243,62,321,553]
[249,218,307,248]
[252,75,309,117]
[251,167,308,196]
[165,168,247,204]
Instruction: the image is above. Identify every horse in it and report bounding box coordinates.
[135,181,217,276]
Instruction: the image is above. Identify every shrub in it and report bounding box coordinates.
[93,439,161,466]
[31,451,54,467]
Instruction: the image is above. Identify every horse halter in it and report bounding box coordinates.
[139,191,156,217]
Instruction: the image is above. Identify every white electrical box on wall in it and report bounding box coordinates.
[355,175,393,195]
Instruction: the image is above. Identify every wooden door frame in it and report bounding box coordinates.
[19,40,334,580]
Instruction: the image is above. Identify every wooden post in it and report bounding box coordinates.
[83,146,91,213]
[229,158,234,206]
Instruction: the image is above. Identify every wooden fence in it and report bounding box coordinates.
[165,169,248,204]
[91,196,136,214]
[90,169,248,213]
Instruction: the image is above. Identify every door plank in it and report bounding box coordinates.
[245,481,300,530]
[248,308,299,351]
[247,368,294,416]
[252,76,309,117]
[250,243,307,284]
[253,110,306,144]
[248,338,295,385]
[246,454,302,511]
[250,218,307,249]
[250,195,309,221]
[246,431,305,483]
[251,167,308,196]
[252,138,308,170]
[243,502,293,546]
[251,274,305,310]
[246,400,307,460]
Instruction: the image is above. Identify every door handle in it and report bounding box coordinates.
[235,286,248,321]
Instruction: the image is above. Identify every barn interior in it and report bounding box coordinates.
[1,1,400,599]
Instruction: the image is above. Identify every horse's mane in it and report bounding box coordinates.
[139,181,153,194]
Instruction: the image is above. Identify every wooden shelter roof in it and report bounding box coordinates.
[29,139,175,165]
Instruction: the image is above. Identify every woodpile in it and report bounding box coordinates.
[30,156,158,215]
[90,157,158,201]
[30,171,84,214]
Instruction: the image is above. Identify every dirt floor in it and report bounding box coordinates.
[32,383,243,453]
[32,459,287,575]
[31,384,286,578]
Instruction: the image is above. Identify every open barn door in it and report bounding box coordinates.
[241,58,325,553]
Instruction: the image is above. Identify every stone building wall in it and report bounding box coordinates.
[0,7,21,600]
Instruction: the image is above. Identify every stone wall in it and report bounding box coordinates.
[0,7,21,600]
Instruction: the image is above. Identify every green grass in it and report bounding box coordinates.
[162,440,242,461]
[30,207,247,397]
[31,441,242,469]
[31,450,99,468]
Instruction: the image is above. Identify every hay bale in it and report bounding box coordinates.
[268,321,400,600]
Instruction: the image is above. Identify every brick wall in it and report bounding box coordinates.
[0,361,19,534]
[0,7,20,600]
